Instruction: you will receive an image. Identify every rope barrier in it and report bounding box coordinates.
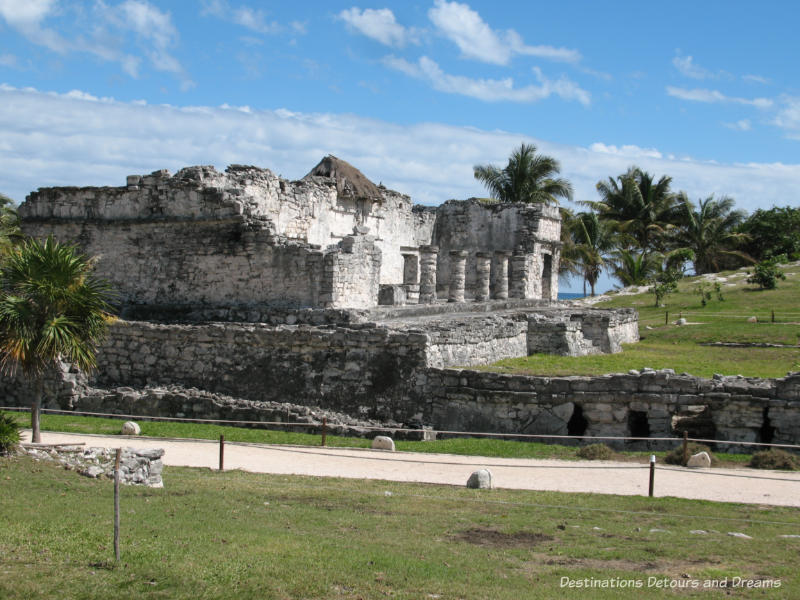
[4,405,800,451]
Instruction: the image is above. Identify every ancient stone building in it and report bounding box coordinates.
[18,156,562,313]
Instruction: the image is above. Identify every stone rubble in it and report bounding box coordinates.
[20,445,164,487]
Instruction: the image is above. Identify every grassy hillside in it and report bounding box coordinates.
[487,263,800,378]
[2,455,799,599]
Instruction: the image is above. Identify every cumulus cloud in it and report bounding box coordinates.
[383,56,590,105]
[0,84,796,215]
[338,7,418,47]
[427,0,580,65]
[666,86,773,109]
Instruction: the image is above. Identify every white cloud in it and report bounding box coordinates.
[383,56,590,105]
[589,143,663,159]
[0,0,190,86]
[723,119,752,132]
[202,0,282,34]
[339,7,417,48]
[666,86,773,109]
[0,53,18,68]
[742,74,769,85]
[1,84,797,216]
[772,96,800,139]
[427,0,579,65]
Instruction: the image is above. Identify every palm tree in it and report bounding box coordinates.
[474,143,573,205]
[585,167,681,253]
[610,249,661,287]
[0,236,116,442]
[0,193,21,255]
[572,212,615,296]
[670,195,750,275]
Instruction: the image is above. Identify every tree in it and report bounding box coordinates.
[670,195,749,274]
[585,167,681,253]
[0,193,21,255]
[473,143,573,205]
[0,237,116,442]
[610,249,661,287]
[738,206,800,262]
[571,211,615,296]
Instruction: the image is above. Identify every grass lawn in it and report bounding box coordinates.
[17,411,754,466]
[2,455,799,599]
[486,265,800,378]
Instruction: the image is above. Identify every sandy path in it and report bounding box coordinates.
[21,431,800,507]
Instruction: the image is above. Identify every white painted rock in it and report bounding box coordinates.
[371,436,395,451]
[687,451,711,468]
[466,469,492,489]
[747,316,758,323]
[675,318,687,326]
[121,421,141,436]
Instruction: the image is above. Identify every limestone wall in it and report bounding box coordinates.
[420,368,800,449]
[87,320,428,423]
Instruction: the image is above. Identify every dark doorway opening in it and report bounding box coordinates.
[759,407,775,444]
[567,404,588,437]
[628,410,650,439]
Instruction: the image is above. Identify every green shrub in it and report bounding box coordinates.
[664,442,716,466]
[749,449,799,471]
[577,443,614,460]
[747,256,787,290]
[0,412,21,454]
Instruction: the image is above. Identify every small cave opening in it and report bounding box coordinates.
[759,407,775,444]
[567,404,588,437]
[628,410,650,439]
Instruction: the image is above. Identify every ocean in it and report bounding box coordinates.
[557,292,586,300]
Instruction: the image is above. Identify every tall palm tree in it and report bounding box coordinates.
[585,167,681,253]
[670,195,750,274]
[473,143,573,205]
[0,236,116,442]
[572,212,615,296]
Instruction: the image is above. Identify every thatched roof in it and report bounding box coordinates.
[303,155,383,203]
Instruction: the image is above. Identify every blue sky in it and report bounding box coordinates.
[1,1,799,292]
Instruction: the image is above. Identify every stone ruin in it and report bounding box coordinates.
[3,155,664,443]
[18,156,566,313]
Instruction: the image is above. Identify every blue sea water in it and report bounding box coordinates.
[557,292,586,300]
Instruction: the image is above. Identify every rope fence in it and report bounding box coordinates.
[4,405,800,451]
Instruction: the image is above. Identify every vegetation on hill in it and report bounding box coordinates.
[487,263,800,378]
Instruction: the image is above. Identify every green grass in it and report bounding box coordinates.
[12,411,753,467]
[486,265,800,378]
[2,455,798,599]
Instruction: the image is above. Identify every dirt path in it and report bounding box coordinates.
[22,431,800,507]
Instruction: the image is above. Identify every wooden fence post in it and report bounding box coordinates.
[219,434,224,471]
[114,448,121,562]
[648,455,655,498]
[682,431,688,466]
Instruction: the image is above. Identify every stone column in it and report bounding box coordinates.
[510,254,529,299]
[402,253,420,304]
[492,251,511,300]
[418,245,439,304]
[448,250,468,303]
[474,252,492,301]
